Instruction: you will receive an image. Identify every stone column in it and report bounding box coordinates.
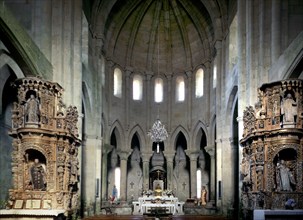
[118,151,130,202]
[205,145,216,207]
[186,150,200,198]
[164,151,175,190]
[271,0,281,63]
[185,70,193,130]
[101,144,113,202]
[141,152,152,190]
[125,67,133,130]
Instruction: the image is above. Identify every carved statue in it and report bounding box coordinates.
[241,157,251,183]
[281,93,297,123]
[29,158,46,190]
[275,160,296,191]
[25,94,40,123]
[201,186,207,206]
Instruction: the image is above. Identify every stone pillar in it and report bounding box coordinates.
[101,144,113,203]
[271,0,281,63]
[118,151,129,202]
[186,150,200,198]
[205,145,216,207]
[164,151,175,190]
[125,67,133,130]
[185,70,193,130]
[141,152,152,190]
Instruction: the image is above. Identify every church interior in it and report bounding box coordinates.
[0,0,303,220]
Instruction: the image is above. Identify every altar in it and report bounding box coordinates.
[133,195,184,215]
[132,180,184,215]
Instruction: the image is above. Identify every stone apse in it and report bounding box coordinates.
[6,77,81,218]
[240,79,303,218]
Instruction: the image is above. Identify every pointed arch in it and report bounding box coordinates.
[170,125,190,151]
[192,121,209,151]
[109,120,125,150]
[226,86,238,130]
[128,124,146,150]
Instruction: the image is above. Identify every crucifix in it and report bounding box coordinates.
[182,182,186,190]
[130,182,134,189]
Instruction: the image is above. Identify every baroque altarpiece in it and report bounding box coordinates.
[240,79,303,216]
[7,77,81,216]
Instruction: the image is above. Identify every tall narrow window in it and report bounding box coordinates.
[197,169,202,198]
[114,167,121,198]
[155,78,163,103]
[113,68,122,98]
[133,74,143,100]
[213,65,217,88]
[195,68,204,98]
[176,76,185,102]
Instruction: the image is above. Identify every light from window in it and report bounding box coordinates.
[115,167,121,198]
[213,65,217,88]
[195,68,204,98]
[133,75,143,100]
[155,78,163,103]
[176,76,185,102]
[114,68,122,98]
[197,169,202,198]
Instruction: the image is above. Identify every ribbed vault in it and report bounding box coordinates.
[90,0,228,75]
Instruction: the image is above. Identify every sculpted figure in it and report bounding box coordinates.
[30,158,46,190]
[25,94,40,123]
[201,186,207,206]
[281,94,297,123]
[276,160,296,191]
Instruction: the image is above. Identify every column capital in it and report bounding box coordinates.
[102,144,113,154]
[117,150,131,161]
[185,150,200,160]
[205,145,215,157]
[163,151,175,162]
[141,151,153,162]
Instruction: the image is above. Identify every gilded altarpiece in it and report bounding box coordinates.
[8,77,81,216]
[240,79,303,217]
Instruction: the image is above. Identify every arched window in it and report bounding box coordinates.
[113,68,122,98]
[197,169,202,198]
[133,74,143,100]
[155,78,163,103]
[176,76,185,102]
[114,167,121,198]
[213,65,217,88]
[195,68,204,98]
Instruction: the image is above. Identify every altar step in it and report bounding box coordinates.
[84,215,230,220]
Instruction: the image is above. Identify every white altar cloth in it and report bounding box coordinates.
[133,196,184,215]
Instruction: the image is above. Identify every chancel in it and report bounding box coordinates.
[0,1,303,220]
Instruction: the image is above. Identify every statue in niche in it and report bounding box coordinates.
[127,146,142,200]
[281,93,297,123]
[29,158,47,190]
[275,160,296,191]
[25,94,40,123]
[198,152,209,198]
[173,146,189,201]
[255,101,266,119]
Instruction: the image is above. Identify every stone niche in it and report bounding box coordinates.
[6,77,81,217]
[240,79,303,218]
